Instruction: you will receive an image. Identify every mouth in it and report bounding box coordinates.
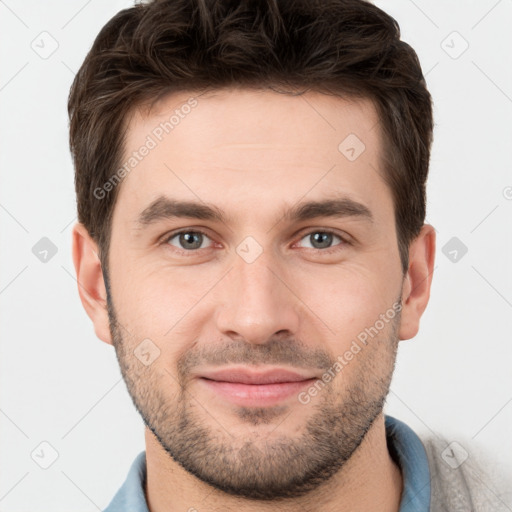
[197,367,318,407]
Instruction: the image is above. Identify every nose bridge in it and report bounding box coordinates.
[215,241,300,344]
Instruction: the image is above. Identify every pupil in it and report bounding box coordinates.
[312,232,332,249]
[181,232,201,249]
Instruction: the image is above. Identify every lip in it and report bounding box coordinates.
[199,367,317,384]
[197,366,318,407]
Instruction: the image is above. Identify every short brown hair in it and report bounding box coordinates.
[68,0,433,275]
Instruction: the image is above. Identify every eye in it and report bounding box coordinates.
[296,230,349,251]
[164,230,213,251]
[161,228,351,255]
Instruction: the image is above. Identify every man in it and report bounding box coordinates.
[68,0,510,510]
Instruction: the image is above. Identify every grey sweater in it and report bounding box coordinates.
[422,435,512,511]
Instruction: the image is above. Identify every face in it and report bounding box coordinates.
[103,88,407,499]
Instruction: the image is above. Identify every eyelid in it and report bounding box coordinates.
[160,228,215,254]
[292,228,352,251]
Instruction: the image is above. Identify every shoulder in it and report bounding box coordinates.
[419,434,512,512]
[103,451,148,512]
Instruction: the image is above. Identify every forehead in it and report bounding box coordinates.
[134,87,381,154]
[114,87,390,229]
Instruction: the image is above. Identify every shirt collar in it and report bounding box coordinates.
[104,451,149,512]
[104,415,431,511]
[385,414,431,511]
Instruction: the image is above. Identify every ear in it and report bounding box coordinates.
[399,224,436,341]
[71,222,113,345]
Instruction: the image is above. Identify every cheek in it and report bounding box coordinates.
[110,265,215,363]
[110,254,207,319]
[292,262,399,345]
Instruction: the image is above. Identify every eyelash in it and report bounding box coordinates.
[160,228,352,256]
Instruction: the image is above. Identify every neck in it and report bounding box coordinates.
[144,413,403,512]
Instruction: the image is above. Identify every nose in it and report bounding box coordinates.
[214,246,301,345]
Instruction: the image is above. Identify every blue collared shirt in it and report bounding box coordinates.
[104,415,431,511]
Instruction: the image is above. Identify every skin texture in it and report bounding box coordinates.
[72,88,436,512]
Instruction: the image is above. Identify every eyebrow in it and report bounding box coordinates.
[134,195,373,229]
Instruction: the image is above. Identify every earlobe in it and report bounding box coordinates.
[398,224,436,341]
[72,222,113,345]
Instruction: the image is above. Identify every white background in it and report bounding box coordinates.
[1,1,511,510]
